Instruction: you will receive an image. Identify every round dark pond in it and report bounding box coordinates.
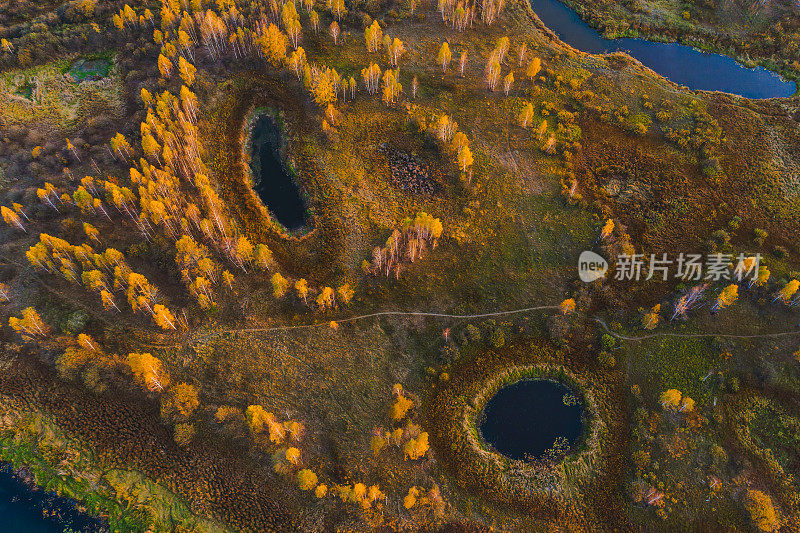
[530,0,797,99]
[479,379,584,461]
[249,113,308,231]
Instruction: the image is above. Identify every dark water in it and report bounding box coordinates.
[0,463,107,532]
[249,114,308,231]
[69,58,112,82]
[530,0,797,98]
[479,379,584,460]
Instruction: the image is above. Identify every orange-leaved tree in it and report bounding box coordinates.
[127,352,170,391]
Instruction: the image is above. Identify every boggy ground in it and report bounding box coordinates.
[1,0,800,531]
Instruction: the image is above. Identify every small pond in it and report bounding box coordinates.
[0,462,107,532]
[249,113,308,231]
[68,58,112,83]
[479,379,584,461]
[530,0,797,99]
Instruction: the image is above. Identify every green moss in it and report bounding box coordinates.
[67,57,113,82]
[636,336,715,404]
[14,79,33,99]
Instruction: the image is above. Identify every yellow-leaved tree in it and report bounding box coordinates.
[518,102,534,128]
[559,298,576,315]
[642,304,661,330]
[297,469,318,490]
[527,57,542,82]
[404,487,420,509]
[403,432,429,460]
[457,146,473,172]
[153,304,176,330]
[776,279,799,304]
[127,352,170,391]
[272,273,289,298]
[713,284,738,312]
[245,405,286,443]
[160,382,200,421]
[316,286,335,310]
[336,284,354,305]
[437,42,451,72]
[178,56,196,85]
[285,447,301,465]
[9,307,48,338]
[364,20,382,52]
[659,389,682,410]
[391,395,413,421]
[601,219,615,239]
[744,490,779,532]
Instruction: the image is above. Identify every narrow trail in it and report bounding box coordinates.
[7,252,799,344]
[218,305,563,334]
[208,304,800,343]
[592,316,800,342]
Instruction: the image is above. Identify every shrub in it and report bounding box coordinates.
[465,324,481,342]
[773,245,789,259]
[174,423,196,446]
[754,228,768,246]
[598,351,616,368]
[744,490,779,532]
[488,327,505,348]
[601,334,616,349]
[297,469,318,490]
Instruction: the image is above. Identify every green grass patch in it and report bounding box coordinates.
[66,56,113,82]
[636,336,716,404]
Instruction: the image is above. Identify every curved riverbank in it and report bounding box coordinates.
[0,395,232,532]
[534,0,798,98]
[0,462,106,533]
[527,0,797,98]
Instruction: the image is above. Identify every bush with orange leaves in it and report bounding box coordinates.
[245,405,304,447]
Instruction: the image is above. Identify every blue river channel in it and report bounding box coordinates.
[530,0,797,98]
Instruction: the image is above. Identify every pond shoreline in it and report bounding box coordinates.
[465,365,601,471]
[242,106,312,236]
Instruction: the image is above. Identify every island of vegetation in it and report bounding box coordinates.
[0,0,799,530]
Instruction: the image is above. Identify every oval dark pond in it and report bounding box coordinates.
[0,462,107,532]
[249,113,308,231]
[530,0,797,99]
[479,379,584,461]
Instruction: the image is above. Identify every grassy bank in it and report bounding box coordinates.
[0,394,231,532]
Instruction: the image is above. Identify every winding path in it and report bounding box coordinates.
[214,304,800,343]
[7,255,799,344]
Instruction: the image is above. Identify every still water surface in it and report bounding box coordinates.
[480,379,585,460]
[530,0,797,98]
[0,463,106,532]
[249,113,308,231]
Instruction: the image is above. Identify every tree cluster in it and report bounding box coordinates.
[365,212,444,279]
